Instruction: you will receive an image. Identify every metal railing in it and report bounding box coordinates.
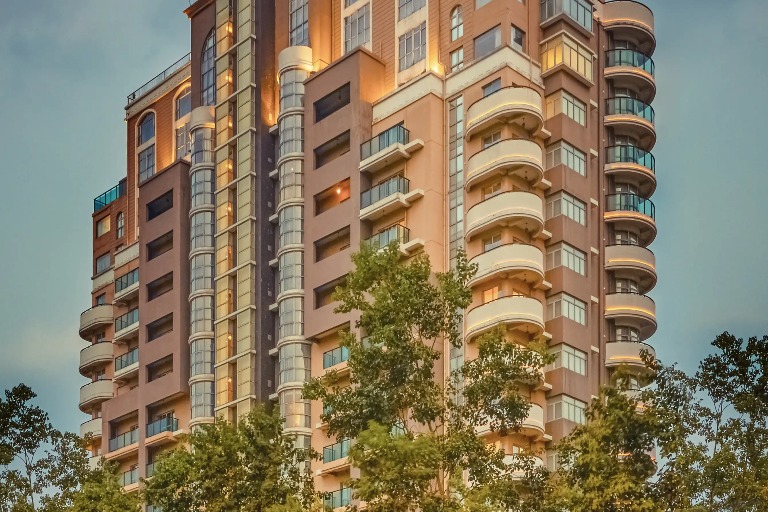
[606,49,655,76]
[360,125,410,160]
[605,193,655,219]
[115,268,139,294]
[605,145,655,172]
[115,309,139,332]
[606,97,655,123]
[147,416,178,437]
[361,176,410,209]
[93,180,127,213]
[323,439,351,463]
[109,429,138,452]
[323,346,349,369]
[365,224,410,248]
[127,53,191,105]
[324,488,351,509]
[115,348,138,372]
[119,467,139,487]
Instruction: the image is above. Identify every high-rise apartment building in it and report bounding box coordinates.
[78,0,658,504]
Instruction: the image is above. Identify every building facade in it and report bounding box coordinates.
[78,0,658,504]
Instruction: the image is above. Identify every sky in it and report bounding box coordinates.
[0,0,767,434]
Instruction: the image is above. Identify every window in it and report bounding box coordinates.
[278,251,303,294]
[280,68,308,111]
[450,6,463,41]
[547,293,587,325]
[191,381,214,419]
[176,85,191,119]
[315,277,346,309]
[146,231,173,261]
[314,179,350,215]
[147,314,173,342]
[191,212,214,250]
[476,0,492,7]
[279,343,311,385]
[546,192,586,225]
[95,253,111,274]
[289,0,309,46]
[314,131,351,169]
[482,233,502,252]
[190,339,214,377]
[545,90,586,126]
[548,345,587,375]
[450,47,464,73]
[615,278,639,294]
[115,268,138,294]
[482,181,501,199]
[176,124,190,159]
[191,169,214,209]
[512,25,525,53]
[616,326,640,342]
[546,141,586,176]
[190,296,214,334]
[315,83,350,122]
[279,114,304,158]
[96,216,110,237]
[116,212,124,238]
[315,226,351,262]
[138,113,155,146]
[482,78,501,97]
[541,33,593,81]
[482,131,501,149]
[614,230,639,246]
[540,0,593,33]
[344,4,370,54]
[147,190,173,221]
[278,206,303,249]
[483,286,500,303]
[345,0,360,6]
[95,294,106,306]
[398,22,427,71]
[190,254,214,293]
[138,145,155,183]
[279,297,304,339]
[474,26,501,59]
[147,273,173,301]
[399,0,425,20]
[546,243,586,275]
[323,438,351,463]
[547,395,586,424]
[281,389,310,428]
[201,31,216,106]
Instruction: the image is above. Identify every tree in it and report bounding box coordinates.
[144,405,316,512]
[304,243,551,511]
[0,384,90,512]
[68,460,141,512]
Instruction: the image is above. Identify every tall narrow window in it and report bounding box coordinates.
[398,22,427,71]
[450,47,464,73]
[175,84,192,158]
[289,0,309,47]
[512,25,526,53]
[138,113,155,146]
[344,4,370,54]
[116,212,125,239]
[450,6,464,41]
[176,85,191,119]
[201,31,216,107]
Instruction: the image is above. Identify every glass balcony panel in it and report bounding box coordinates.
[605,193,655,219]
[109,429,139,452]
[322,438,351,463]
[365,224,410,248]
[361,176,410,209]
[115,348,139,371]
[146,416,179,437]
[115,309,140,332]
[605,145,655,172]
[605,97,655,123]
[323,346,350,369]
[605,49,655,76]
[115,269,139,293]
[360,125,410,160]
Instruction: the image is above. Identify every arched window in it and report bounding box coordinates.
[176,84,191,120]
[201,31,216,107]
[116,212,125,239]
[138,113,155,146]
[451,6,463,41]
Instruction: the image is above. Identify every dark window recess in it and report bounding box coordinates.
[482,78,501,97]
[314,131,351,169]
[474,25,501,60]
[147,355,173,382]
[146,231,173,261]
[147,273,173,301]
[314,179,351,216]
[147,190,173,221]
[315,226,351,262]
[315,276,347,309]
[315,83,351,122]
[147,313,173,342]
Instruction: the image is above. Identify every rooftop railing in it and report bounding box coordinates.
[127,53,191,106]
[93,180,127,213]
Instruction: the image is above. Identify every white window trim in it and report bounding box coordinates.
[173,83,192,162]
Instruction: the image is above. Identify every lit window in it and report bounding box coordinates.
[474,26,501,60]
[450,47,464,73]
[176,85,191,119]
[483,286,500,303]
[289,0,309,46]
[546,141,586,176]
[344,3,370,54]
[540,33,593,81]
[482,78,501,97]
[512,25,525,53]
[96,216,110,237]
[546,242,586,275]
[546,192,586,225]
[116,212,125,239]
[201,31,216,106]
[546,293,586,325]
[399,0,426,20]
[138,113,155,146]
[398,22,427,71]
[450,6,463,41]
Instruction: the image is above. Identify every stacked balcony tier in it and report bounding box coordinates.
[465,139,544,190]
[464,87,544,139]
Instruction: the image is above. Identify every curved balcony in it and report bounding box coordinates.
[504,454,545,479]
[520,402,546,438]
[604,194,656,245]
[601,1,656,55]
[605,98,656,150]
[79,343,113,376]
[605,293,657,339]
[605,145,656,196]
[465,87,544,139]
[605,341,656,373]
[79,380,113,413]
[80,417,103,440]
[465,192,544,241]
[605,49,656,103]
[79,305,114,340]
[465,139,544,190]
[468,243,545,288]
[465,295,545,340]
[605,244,657,292]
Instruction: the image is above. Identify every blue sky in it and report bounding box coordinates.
[1,0,766,433]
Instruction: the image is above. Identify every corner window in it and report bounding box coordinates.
[546,192,586,225]
[201,31,216,107]
[450,6,463,41]
[96,216,111,237]
[398,22,427,71]
[474,26,501,60]
[138,113,155,146]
